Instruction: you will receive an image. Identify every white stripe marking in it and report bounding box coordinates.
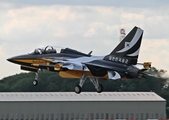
[127,48,140,57]
[116,28,143,53]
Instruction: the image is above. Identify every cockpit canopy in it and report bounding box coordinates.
[35,46,56,54]
[29,46,62,55]
[29,45,91,56]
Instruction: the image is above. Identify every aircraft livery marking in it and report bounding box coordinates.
[108,55,128,64]
[32,60,45,64]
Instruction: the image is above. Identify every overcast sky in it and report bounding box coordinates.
[0,0,169,79]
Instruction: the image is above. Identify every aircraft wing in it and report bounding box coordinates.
[42,56,105,71]
[35,58,88,71]
[83,60,127,72]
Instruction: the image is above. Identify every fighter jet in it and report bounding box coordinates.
[7,26,151,94]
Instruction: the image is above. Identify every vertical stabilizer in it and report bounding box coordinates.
[104,26,143,65]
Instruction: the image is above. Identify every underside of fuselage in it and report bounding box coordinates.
[59,70,108,79]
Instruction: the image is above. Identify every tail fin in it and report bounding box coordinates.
[104,26,143,65]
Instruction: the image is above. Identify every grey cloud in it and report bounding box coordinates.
[0,0,169,8]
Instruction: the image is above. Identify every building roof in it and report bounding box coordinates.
[0,92,165,102]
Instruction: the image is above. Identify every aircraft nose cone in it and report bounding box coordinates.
[7,58,15,63]
[7,54,28,63]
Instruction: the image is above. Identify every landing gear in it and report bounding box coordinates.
[96,84,103,93]
[74,74,104,94]
[33,69,40,86]
[74,74,87,94]
[89,77,103,93]
[74,85,81,94]
[33,80,38,86]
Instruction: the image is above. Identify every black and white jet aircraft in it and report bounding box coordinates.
[7,26,151,94]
